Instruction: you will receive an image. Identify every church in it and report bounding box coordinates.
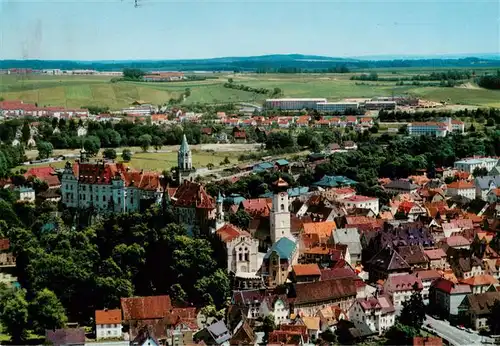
[215,177,299,289]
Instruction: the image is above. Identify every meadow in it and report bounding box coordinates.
[1,68,500,109]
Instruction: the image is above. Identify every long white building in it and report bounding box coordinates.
[265,98,327,110]
[454,157,499,174]
[315,102,359,113]
[408,118,465,137]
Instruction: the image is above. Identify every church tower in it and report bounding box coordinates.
[270,177,292,243]
[215,191,225,231]
[177,134,193,184]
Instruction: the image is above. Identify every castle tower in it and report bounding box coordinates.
[80,146,87,163]
[270,177,292,243]
[177,134,193,184]
[215,191,225,231]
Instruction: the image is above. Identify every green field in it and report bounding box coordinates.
[17,150,246,173]
[1,70,500,109]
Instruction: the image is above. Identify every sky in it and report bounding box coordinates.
[0,0,499,60]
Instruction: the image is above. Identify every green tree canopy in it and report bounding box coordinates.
[30,288,67,334]
[122,148,132,162]
[36,141,54,160]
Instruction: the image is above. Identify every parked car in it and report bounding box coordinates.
[458,325,466,331]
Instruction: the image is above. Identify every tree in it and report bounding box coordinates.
[222,156,230,165]
[309,137,324,153]
[30,288,67,334]
[0,289,29,343]
[194,269,230,309]
[103,148,117,160]
[385,323,419,345]
[228,78,233,84]
[319,329,337,343]
[37,141,54,159]
[122,148,132,162]
[262,315,276,344]
[84,136,101,157]
[398,283,425,329]
[138,134,152,152]
[472,166,488,177]
[228,210,252,230]
[21,122,31,143]
[122,68,145,80]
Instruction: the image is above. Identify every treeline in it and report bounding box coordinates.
[223,81,282,96]
[378,108,500,124]
[0,145,25,177]
[477,71,500,89]
[351,70,472,82]
[256,65,350,74]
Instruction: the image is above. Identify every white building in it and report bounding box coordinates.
[408,118,465,137]
[61,150,162,214]
[14,186,35,202]
[446,180,476,200]
[315,102,359,113]
[265,98,327,111]
[340,195,379,215]
[216,223,260,276]
[348,295,395,335]
[454,157,499,174]
[77,126,88,137]
[384,274,423,310]
[95,309,122,339]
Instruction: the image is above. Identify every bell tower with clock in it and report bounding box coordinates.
[270,177,292,243]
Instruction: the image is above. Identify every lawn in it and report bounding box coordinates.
[16,150,247,173]
[1,71,499,109]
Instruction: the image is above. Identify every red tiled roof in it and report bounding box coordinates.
[414,269,442,281]
[241,198,271,217]
[460,274,498,286]
[95,309,122,325]
[292,264,321,277]
[342,195,377,202]
[216,224,249,242]
[424,248,446,260]
[121,295,172,320]
[173,181,215,209]
[24,166,61,187]
[413,336,443,346]
[447,180,474,189]
[385,274,423,292]
[446,235,471,247]
[0,239,10,251]
[431,278,471,294]
[293,278,357,305]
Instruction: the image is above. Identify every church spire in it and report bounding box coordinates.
[179,134,190,154]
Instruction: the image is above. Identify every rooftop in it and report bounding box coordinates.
[292,264,321,277]
[95,309,122,325]
[264,237,297,261]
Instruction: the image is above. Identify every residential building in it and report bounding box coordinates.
[268,325,308,345]
[14,186,35,202]
[295,316,321,342]
[446,180,476,200]
[231,290,290,324]
[475,176,500,200]
[459,274,498,294]
[383,273,423,310]
[332,228,362,265]
[384,179,419,194]
[454,157,499,174]
[340,195,379,215]
[45,328,85,346]
[429,278,471,319]
[95,309,122,339]
[316,305,347,332]
[458,292,500,330]
[451,256,484,279]
[61,155,162,214]
[290,264,322,283]
[260,237,298,288]
[424,248,448,270]
[414,270,442,300]
[348,294,396,335]
[302,221,336,245]
[0,239,16,286]
[194,320,231,345]
[264,98,327,111]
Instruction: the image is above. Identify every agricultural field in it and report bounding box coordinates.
[1,69,500,109]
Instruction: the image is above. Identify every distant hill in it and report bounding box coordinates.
[1,54,500,72]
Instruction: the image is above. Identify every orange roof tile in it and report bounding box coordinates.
[302,221,336,240]
[216,224,249,243]
[95,309,122,325]
[447,180,474,189]
[460,274,498,286]
[292,264,321,277]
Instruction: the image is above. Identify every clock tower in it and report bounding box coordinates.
[270,177,292,244]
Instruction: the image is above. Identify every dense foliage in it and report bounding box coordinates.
[477,71,500,89]
[379,108,500,123]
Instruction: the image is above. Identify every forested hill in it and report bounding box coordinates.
[1,54,500,72]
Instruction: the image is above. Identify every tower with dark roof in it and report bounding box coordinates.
[177,134,193,184]
[270,178,292,244]
[215,191,225,231]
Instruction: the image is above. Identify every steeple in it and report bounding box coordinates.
[180,134,190,155]
[177,134,192,172]
[270,177,292,243]
[215,191,225,231]
[80,144,87,163]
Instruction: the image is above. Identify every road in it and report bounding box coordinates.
[424,315,494,345]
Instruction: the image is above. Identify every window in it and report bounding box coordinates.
[103,195,106,202]
[280,204,285,211]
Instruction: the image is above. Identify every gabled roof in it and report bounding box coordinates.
[292,264,321,277]
[293,278,357,305]
[414,269,442,281]
[46,328,85,346]
[385,179,419,190]
[216,224,250,243]
[384,274,423,292]
[121,295,172,320]
[447,180,475,189]
[397,245,428,265]
[424,248,447,260]
[446,235,471,247]
[431,278,471,294]
[302,221,336,241]
[264,237,297,261]
[475,176,500,190]
[95,309,122,325]
[173,181,215,209]
[357,294,395,314]
[464,291,500,315]
[460,274,498,287]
